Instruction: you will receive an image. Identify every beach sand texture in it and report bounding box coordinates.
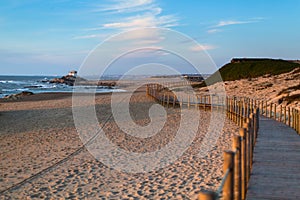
[0,90,239,199]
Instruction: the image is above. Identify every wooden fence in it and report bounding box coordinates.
[146,83,299,200]
[146,84,299,135]
[257,100,299,134]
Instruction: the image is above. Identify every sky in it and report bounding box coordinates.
[0,0,300,75]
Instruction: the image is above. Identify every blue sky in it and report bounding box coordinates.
[0,0,300,75]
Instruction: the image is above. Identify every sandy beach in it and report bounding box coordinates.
[0,89,239,199]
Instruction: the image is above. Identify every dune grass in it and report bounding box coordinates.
[194,59,300,88]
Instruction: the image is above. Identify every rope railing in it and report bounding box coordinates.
[198,110,258,200]
[146,83,299,200]
[216,168,231,195]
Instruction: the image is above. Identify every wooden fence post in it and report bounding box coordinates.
[297,110,300,134]
[239,128,247,200]
[173,93,176,108]
[248,116,254,169]
[265,101,268,117]
[295,109,298,133]
[292,108,295,129]
[294,109,296,130]
[198,191,217,200]
[284,106,287,125]
[256,108,260,133]
[243,121,250,183]
[253,110,257,143]
[223,151,235,200]
[270,103,273,118]
[238,101,241,127]
[280,105,282,122]
[274,104,277,120]
[288,107,291,126]
[262,101,264,116]
[233,135,242,200]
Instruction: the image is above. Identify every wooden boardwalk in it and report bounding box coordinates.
[247,117,300,200]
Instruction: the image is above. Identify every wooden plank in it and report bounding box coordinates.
[246,117,300,200]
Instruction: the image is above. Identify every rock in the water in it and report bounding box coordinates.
[24,85,43,89]
[49,75,86,86]
[50,75,76,86]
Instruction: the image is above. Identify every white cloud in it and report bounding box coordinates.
[206,18,263,34]
[72,34,107,40]
[85,0,179,43]
[207,29,221,34]
[119,46,165,58]
[215,18,263,28]
[100,0,179,30]
[216,20,253,27]
[103,14,178,30]
[77,0,179,41]
[98,0,154,13]
[190,44,216,52]
[104,17,154,29]
[109,28,164,47]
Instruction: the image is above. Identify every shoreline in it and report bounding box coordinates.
[0,91,125,103]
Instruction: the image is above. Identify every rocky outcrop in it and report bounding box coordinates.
[49,71,117,88]
[4,91,34,100]
[49,75,86,86]
[97,81,116,87]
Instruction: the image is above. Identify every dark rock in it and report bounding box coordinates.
[4,91,34,100]
[97,81,116,87]
[49,75,86,86]
[50,75,76,86]
[24,85,42,89]
[19,91,34,96]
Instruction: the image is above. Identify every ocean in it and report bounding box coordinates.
[0,75,124,98]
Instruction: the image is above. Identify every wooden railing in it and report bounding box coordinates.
[257,100,299,134]
[146,83,299,135]
[146,83,299,200]
[147,83,225,110]
[146,84,259,200]
[199,110,258,200]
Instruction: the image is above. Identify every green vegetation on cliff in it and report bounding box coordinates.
[195,58,300,87]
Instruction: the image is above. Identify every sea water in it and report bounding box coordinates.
[0,76,124,98]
